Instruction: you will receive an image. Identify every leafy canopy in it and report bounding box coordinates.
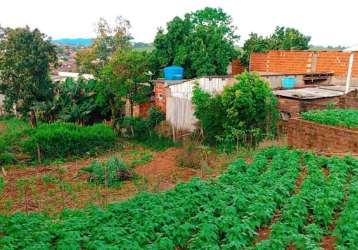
[99,49,151,117]
[151,7,239,78]
[192,72,279,147]
[0,26,57,116]
[241,26,311,66]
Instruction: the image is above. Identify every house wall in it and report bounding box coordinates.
[230,59,245,75]
[154,82,167,113]
[287,118,358,154]
[250,50,358,85]
[165,76,235,131]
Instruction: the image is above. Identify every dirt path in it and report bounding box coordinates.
[0,146,227,214]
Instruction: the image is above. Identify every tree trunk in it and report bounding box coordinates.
[30,110,37,128]
[130,99,134,117]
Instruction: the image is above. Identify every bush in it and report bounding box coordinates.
[0,152,16,165]
[148,106,165,128]
[117,106,173,151]
[23,123,116,161]
[192,72,279,148]
[81,157,133,187]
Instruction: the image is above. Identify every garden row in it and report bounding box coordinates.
[1,147,358,249]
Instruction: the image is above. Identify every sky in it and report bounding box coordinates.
[1,0,357,47]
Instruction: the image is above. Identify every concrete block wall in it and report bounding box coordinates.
[287,118,358,154]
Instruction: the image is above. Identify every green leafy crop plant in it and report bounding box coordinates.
[1,148,358,249]
[301,109,358,129]
[256,154,353,250]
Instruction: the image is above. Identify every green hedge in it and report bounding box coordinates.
[23,123,116,160]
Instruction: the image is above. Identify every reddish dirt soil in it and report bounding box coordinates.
[322,167,330,177]
[0,146,228,214]
[321,236,336,250]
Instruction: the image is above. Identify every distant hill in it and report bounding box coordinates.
[309,45,346,51]
[53,38,93,47]
[53,39,154,51]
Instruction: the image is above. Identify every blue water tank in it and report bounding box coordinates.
[164,66,184,80]
[282,76,297,89]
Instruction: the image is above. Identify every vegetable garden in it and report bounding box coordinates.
[301,108,358,129]
[1,147,358,249]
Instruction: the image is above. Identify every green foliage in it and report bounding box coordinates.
[0,152,16,165]
[75,16,132,74]
[36,78,112,125]
[99,49,151,118]
[81,157,133,187]
[301,108,358,129]
[270,26,311,50]
[0,117,30,164]
[192,72,279,148]
[241,33,272,66]
[0,176,4,196]
[151,7,239,78]
[1,148,358,248]
[0,26,57,116]
[148,105,165,128]
[118,115,174,151]
[22,123,116,161]
[241,26,311,67]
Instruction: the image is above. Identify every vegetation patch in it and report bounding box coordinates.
[0,117,30,165]
[1,148,357,249]
[81,157,134,187]
[23,123,116,161]
[192,72,279,149]
[301,108,358,129]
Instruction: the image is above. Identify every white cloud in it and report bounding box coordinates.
[1,0,357,46]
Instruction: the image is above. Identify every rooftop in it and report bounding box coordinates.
[273,85,358,100]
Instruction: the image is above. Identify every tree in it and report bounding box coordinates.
[241,26,311,67]
[241,33,272,67]
[75,47,97,74]
[0,26,57,127]
[99,49,151,119]
[193,72,278,148]
[270,26,311,50]
[76,16,132,74]
[151,7,239,78]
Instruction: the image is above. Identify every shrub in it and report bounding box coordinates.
[193,72,279,148]
[119,117,151,139]
[117,106,174,151]
[0,152,16,165]
[148,105,165,128]
[81,157,133,187]
[22,123,116,161]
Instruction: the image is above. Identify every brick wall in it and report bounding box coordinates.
[278,90,358,118]
[154,82,167,113]
[287,118,358,154]
[250,50,358,78]
[277,96,341,118]
[231,59,245,75]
